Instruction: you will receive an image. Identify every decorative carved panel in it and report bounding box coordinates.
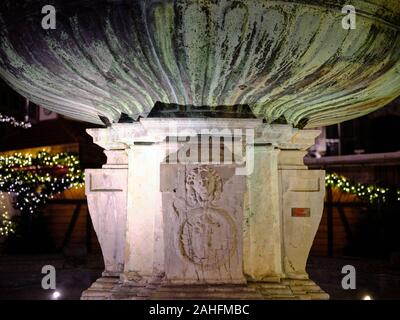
[161,164,245,284]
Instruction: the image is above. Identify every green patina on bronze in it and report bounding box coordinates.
[0,0,399,127]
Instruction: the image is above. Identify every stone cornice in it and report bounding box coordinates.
[87,118,320,151]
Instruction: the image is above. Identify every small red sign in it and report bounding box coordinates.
[291,208,311,217]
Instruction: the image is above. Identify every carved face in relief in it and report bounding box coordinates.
[186,167,223,207]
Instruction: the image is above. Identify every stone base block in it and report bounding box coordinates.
[249,279,330,300]
[81,277,329,300]
[81,277,120,300]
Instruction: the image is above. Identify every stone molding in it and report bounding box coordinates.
[87,119,320,152]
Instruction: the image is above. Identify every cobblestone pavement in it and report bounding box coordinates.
[0,254,399,300]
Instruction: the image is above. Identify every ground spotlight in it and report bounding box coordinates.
[52,291,61,300]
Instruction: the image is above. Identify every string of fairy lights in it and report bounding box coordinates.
[0,113,31,129]
[0,151,84,218]
[0,193,15,237]
[325,173,400,203]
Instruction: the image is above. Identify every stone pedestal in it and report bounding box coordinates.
[81,119,329,300]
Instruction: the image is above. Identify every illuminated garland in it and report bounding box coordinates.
[0,151,84,215]
[325,173,400,204]
[0,193,15,237]
[0,113,31,129]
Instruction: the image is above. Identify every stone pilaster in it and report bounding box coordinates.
[123,144,167,283]
[244,145,282,282]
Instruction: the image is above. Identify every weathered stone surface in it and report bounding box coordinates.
[123,144,167,283]
[83,119,328,299]
[244,145,282,281]
[280,170,325,279]
[86,168,128,276]
[81,277,120,300]
[162,165,246,284]
[82,277,329,300]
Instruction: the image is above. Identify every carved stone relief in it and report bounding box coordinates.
[175,167,237,269]
[162,164,245,284]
